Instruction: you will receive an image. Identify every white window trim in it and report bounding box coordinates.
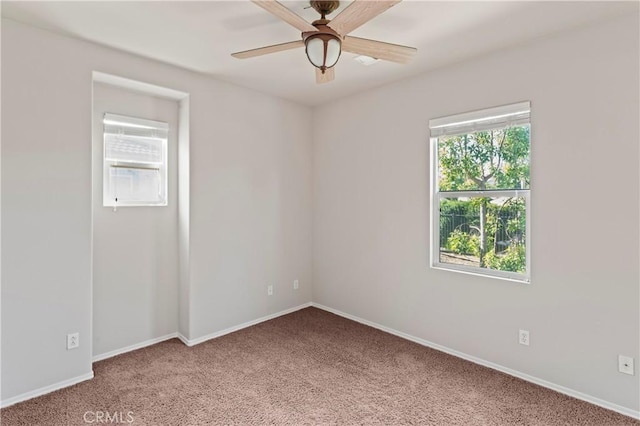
[103,113,169,207]
[429,102,531,283]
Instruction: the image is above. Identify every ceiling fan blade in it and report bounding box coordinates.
[252,1,317,32]
[232,40,304,59]
[342,36,416,64]
[327,0,401,36]
[316,67,335,84]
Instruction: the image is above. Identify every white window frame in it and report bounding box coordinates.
[429,102,531,283]
[103,113,169,207]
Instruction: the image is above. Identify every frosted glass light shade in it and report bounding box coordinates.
[305,34,341,70]
[306,37,325,68]
[325,38,341,68]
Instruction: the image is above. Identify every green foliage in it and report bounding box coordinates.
[483,244,526,273]
[440,197,526,255]
[440,199,478,217]
[446,229,480,256]
[439,199,480,246]
[438,126,530,191]
[437,124,530,274]
[500,127,530,189]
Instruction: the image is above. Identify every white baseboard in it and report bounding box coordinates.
[92,302,313,358]
[310,302,640,420]
[92,333,179,362]
[180,302,313,347]
[177,333,190,346]
[1,371,94,409]
[1,304,312,409]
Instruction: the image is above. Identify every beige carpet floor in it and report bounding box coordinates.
[1,307,638,425]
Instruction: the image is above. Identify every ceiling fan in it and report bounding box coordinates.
[231,0,417,84]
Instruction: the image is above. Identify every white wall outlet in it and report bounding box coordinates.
[518,329,530,346]
[67,333,79,350]
[618,355,634,375]
[293,279,299,290]
[267,285,273,296]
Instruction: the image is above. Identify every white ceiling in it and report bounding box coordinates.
[2,1,637,106]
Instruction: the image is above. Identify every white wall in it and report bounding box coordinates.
[312,14,639,412]
[188,91,313,339]
[1,18,313,402]
[2,20,94,399]
[92,83,179,357]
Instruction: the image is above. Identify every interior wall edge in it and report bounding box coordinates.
[91,333,179,363]
[181,302,312,347]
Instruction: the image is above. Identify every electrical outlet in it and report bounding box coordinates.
[267,285,273,296]
[618,355,634,375]
[293,279,299,290]
[67,333,79,350]
[518,329,530,346]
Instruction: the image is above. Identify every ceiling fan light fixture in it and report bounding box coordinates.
[304,33,341,73]
[232,0,416,84]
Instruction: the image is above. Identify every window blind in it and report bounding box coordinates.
[429,101,530,137]
[104,113,168,164]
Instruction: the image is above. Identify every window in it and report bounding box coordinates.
[430,102,531,282]
[103,113,168,207]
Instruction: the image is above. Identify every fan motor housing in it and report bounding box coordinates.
[310,0,340,18]
[302,22,341,43]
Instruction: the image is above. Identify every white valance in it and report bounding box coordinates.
[430,101,530,138]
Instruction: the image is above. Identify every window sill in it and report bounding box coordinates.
[431,262,530,284]
[103,203,168,208]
